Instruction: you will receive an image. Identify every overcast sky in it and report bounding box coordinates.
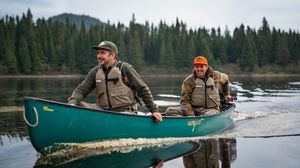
[1,0,300,32]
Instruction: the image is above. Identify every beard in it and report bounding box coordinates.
[195,70,206,77]
[98,57,109,66]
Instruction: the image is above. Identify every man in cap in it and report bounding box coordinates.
[68,41,162,122]
[166,56,231,116]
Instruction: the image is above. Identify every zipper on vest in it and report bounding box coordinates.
[205,82,207,108]
[105,73,112,109]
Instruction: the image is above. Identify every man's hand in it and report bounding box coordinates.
[152,112,163,122]
[225,95,232,102]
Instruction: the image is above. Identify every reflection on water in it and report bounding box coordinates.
[1,76,300,167]
[0,77,85,107]
[34,138,236,168]
[0,112,28,146]
[183,138,236,168]
[35,141,200,168]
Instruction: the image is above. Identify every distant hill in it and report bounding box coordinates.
[49,13,105,29]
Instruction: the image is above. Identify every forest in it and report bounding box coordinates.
[0,9,299,74]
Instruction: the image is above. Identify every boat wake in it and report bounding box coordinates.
[233,111,284,122]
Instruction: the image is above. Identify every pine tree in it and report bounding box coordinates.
[186,30,197,67]
[46,19,58,70]
[36,18,48,70]
[75,20,88,72]
[239,28,258,71]
[115,23,128,62]
[18,36,31,73]
[129,31,144,72]
[146,24,159,64]
[164,33,175,67]
[275,32,291,66]
[3,42,18,73]
[64,18,77,71]
[257,17,272,66]
[214,28,228,64]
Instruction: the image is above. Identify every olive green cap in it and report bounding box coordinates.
[92,41,118,55]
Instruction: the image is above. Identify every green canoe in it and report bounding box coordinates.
[23,96,234,154]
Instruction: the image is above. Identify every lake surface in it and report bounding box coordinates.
[1,75,300,168]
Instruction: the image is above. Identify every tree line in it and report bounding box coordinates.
[1,9,300,74]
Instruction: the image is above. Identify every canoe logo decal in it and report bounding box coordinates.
[43,106,54,112]
[188,119,204,132]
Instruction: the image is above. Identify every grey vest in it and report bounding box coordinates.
[191,76,220,109]
[95,63,136,109]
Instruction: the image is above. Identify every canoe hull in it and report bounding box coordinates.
[24,97,234,154]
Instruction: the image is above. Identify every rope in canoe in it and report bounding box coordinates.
[23,107,39,127]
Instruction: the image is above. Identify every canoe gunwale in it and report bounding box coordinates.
[24,96,235,119]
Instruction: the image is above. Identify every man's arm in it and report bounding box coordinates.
[68,66,98,104]
[122,63,158,113]
[122,63,162,122]
[180,75,195,116]
[214,71,231,101]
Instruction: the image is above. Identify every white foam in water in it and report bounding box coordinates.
[288,82,300,85]
[233,111,281,122]
[157,94,180,98]
[265,89,300,93]
[254,88,264,92]
[231,82,249,92]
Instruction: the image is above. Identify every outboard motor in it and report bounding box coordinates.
[219,86,237,111]
[218,86,238,102]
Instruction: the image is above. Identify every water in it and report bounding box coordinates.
[1,75,300,167]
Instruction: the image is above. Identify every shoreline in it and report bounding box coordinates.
[1,73,300,78]
[0,74,85,78]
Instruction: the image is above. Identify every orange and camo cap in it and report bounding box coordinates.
[193,56,208,65]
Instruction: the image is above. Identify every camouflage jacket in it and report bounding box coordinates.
[180,67,230,116]
[68,61,158,113]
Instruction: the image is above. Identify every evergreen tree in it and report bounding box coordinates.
[36,18,48,70]
[75,21,89,72]
[129,31,144,72]
[271,28,279,64]
[30,41,41,72]
[18,36,31,73]
[3,42,18,73]
[239,28,258,71]
[53,20,65,68]
[164,33,175,67]
[46,19,58,70]
[214,28,228,64]
[275,32,291,66]
[64,18,77,71]
[146,24,159,64]
[0,18,4,68]
[186,30,197,66]
[257,17,272,66]
[115,23,128,62]
[1,11,300,74]
[158,22,167,66]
